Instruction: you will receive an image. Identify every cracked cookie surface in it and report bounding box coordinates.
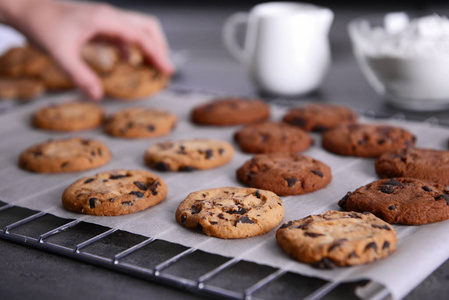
[62,169,167,216]
[144,138,234,171]
[237,153,331,196]
[176,187,284,239]
[105,107,177,138]
[339,178,449,224]
[19,137,111,173]
[234,122,312,154]
[322,124,416,157]
[276,210,397,268]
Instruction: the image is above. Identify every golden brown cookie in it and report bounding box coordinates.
[338,178,449,225]
[62,169,167,216]
[276,211,397,268]
[105,107,177,138]
[33,100,105,131]
[322,124,416,157]
[0,78,45,100]
[375,148,449,186]
[236,153,332,196]
[191,97,270,126]
[0,45,50,78]
[234,122,313,154]
[283,103,358,132]
[19,138,111,173]
[144,139,234,171]
[101,63,169,100]
[176,187,284,239]
[39,63,74,91]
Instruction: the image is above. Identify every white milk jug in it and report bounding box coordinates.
[223,2,333,96]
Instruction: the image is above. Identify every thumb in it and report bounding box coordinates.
[51,48,104,100]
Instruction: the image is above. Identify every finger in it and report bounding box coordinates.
[50,47,104,100]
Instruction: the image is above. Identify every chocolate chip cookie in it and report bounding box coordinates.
[176,187,284,239]
[101,63,169,100]
[19,138,111,173]
[338,178,449,225]
[375,148,449,186]
[0,45,50,78]
[62,169,167,216]
[276,211,397,268]
[33,100,105,131]
[191,97,270,126]
[283,103,358,132]
[0,78,45,100]
[237,153,332,196]
[234,122,313,154]
[144,139,234,171]
[105,107,177,138]
[322,124,416,157]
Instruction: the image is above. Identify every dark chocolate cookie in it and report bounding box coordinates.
[376,148,449,186]
[338,178,449,225]
[276,211,397,268]
[322,124,416,157]
[234,122,313,154]
[283,103,358,132]
[236,153,332,196]
[191,97,270,126]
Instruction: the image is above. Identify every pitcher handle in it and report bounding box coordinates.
[222,12,248,64]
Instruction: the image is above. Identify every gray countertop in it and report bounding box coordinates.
[1,3,449,299]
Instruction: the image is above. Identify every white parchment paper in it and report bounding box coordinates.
[1,90,449,300]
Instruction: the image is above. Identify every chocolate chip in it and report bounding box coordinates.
[365,242,378,252]
[147,125,155,131]
[329,238,348,252]
[294,224,309,230]
[278,202,282,206]
[180,166,196,172]
[191,204,201,214]
[357,138,367,145]
[218,148,225,155]
[91,150,96,157]
[312,258,336,269]
[218,213,225,219]
[177,145,186,154]
[380,185,395,194]
[385,179,403,186]
[347,251,358,259]
[81,140,90,145]
[110,174,128,179]
[435,194,449,205]
[210,221,218,225]
[254,190,261,199]
[202,193,206,197]
[236,216,254,224]
[422,185,433,192]
[180,215,187,223]
[155,162,170,171]
[372,224,391,231]
[304,232,324,238]
[311,169,324,177]
[285,177,297,187]
[133,181,148,191]
[226,206,247,215]
[84,178,94,184]
[338,192,352,209]
[382,241,390,250]
[388,204,396,210]
[89,198,98,209]
[197,223,203,229]
[147,180,160,195]
[280,221,293,229]
[109,198,114,203]
[205,149,213,159]
[102,179,108,182]
[377,139,386,145]
[129,191,145,198]
[348,212,362,219]
[261,134,269,143]
[122,201,132,206]
[61,162,69,168]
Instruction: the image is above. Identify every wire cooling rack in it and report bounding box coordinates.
[0,200,370,300]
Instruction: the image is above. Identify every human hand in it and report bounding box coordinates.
[6,0,174,100]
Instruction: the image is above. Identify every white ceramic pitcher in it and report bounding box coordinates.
[223,2,333,96]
